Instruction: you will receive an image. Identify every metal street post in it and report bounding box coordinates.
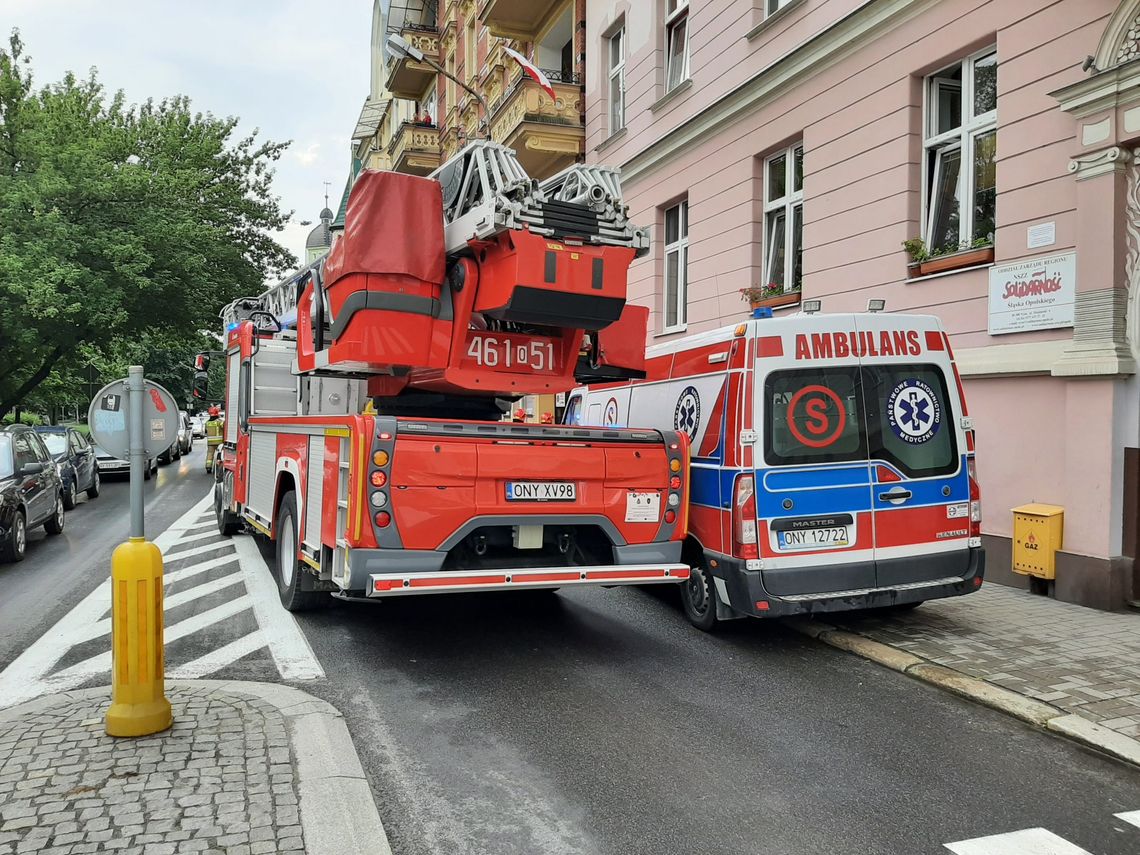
[89,367,179,737]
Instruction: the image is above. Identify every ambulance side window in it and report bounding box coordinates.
[862,364,958,477]
[763,368,866,466]
[563,395,582,425]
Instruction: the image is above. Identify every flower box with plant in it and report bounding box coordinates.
[739,283,801,310]
[903,237,994,277]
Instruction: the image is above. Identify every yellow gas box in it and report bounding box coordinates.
[1012,503,1064,579]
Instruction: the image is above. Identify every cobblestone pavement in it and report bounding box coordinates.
[0,684,303,855]
[832,584,1140,739]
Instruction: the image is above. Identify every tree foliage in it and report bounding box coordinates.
[0,32,295,418]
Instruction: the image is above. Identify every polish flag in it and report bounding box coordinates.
[502,45,557,102]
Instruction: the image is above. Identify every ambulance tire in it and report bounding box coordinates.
[274,491,327,612]
[680,553,720,632]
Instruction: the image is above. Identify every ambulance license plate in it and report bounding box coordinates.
[778,526,850,550]
[506,481,576,502]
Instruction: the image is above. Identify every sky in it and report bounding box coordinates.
[1,0,374,270]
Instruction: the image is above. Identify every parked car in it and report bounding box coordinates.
[191,413,207,439]
[93,443,158,480]
[157,439,181,465]
[34,426,100,509]
[0,425,65,563]
[177,411,194,454]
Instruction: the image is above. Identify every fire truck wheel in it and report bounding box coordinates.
[680,553,720,632]
[215,473,241,536]
[274,491,326,612]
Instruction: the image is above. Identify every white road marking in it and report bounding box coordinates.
[166,631,266,678]
[233,534,325,680]
[0,489,323,708]
[944,829,1093,854]
[163,553,240,586]
[43,596,254,689]
[73,571,246,644]
[1116,811,1140,830]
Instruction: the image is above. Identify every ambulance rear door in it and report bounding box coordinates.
[754,313,878,596]
[852,313,973,585]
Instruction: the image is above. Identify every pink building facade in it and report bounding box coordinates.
[585,0,1140,609]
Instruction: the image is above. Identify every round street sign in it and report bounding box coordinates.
[88,378,181,460]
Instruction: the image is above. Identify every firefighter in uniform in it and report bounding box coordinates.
[204,406,224,473]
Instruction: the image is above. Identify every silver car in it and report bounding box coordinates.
[93,444,158,480]
[177,410,194,454]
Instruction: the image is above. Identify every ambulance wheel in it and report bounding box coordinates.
[274,491,326,612]
[680,556,720,632]
[215,472,241,536]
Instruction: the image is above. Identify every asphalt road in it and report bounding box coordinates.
[3,447,1138,854]
[0,443,211,670]
[296,589,1140,855]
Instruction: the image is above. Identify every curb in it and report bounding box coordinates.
[180,680,392,855]
[784,618,1140,768]
[0,680,391,855]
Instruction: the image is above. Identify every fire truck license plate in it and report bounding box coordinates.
[464,333,559,373]
[506,481,576,502]
[778,526,850,550]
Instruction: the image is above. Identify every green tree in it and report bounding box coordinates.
[0,32,295,419]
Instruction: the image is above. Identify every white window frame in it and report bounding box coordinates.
[662,200,689,334]
[608,25,626,134]
[763,144,804,295]
[923,47,997,253]
[665,0,690,93]
[767,0,795,14]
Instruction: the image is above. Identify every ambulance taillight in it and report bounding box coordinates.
[732,474,758,560]
[968,458,981,539]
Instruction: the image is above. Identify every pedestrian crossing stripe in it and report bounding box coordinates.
[0,490,323,710]
[944,810,1140,854]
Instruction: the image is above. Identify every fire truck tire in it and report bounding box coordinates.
[215,473,241,536]
[680,550,720,632]
[274,492,326,612]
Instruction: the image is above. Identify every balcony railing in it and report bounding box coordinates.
[488,76,583,178]
[389,122,441,176]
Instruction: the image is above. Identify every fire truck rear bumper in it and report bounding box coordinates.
[364,564,689,597]
[710,547,986,618]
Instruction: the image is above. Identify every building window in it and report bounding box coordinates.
[663,200,689,331]
[767,0,795,14]
[445,52,456,113]
[665,0,689,92]
[609,26,625,133]
[924,49,997,255]
[764,144,803,295]
[465,19,477,84]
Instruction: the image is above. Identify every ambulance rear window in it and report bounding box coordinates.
[764,368,867,466]
[863,364,958,478]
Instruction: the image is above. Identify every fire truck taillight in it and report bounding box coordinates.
[665,510,676,524]
[732,474,758,560]
[670,458,681,473]
[375,511,391,528]
[670,475,681,490]
[967,458,981,539]
[370,491,389,509]
[373,450,389,467]
[370,471,387,488]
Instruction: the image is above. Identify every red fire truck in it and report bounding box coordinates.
[209,141,690,610]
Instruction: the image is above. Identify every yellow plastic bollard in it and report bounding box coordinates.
[105,537,172,737]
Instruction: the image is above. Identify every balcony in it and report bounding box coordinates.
[488,73,583,179]
[479,0,564,40]
[386,26,440,100]
[389,122,441,176]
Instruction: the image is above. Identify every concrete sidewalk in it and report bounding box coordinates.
[790,584,1140,766]
[0,681,389,855]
